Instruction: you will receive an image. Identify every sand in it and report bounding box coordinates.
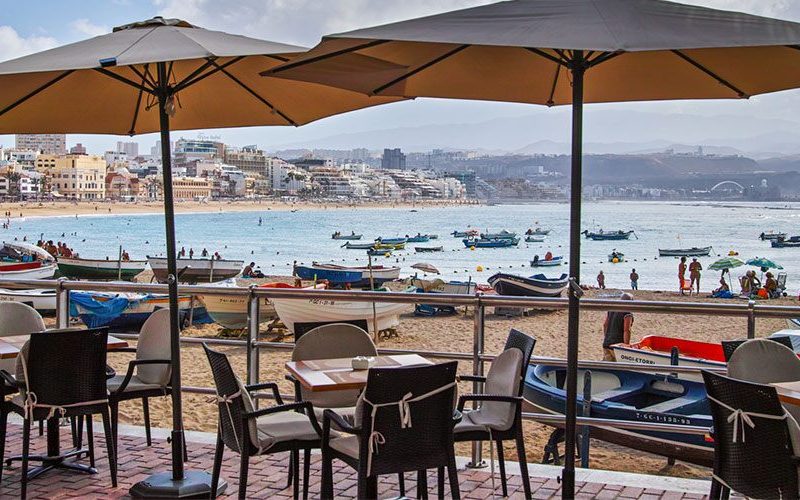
[0,198,478,220]
[104,285,797,480]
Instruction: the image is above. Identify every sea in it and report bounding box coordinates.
[8,200,800,293]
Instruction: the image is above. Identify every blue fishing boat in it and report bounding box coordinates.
[582,229,635,241]
[70,291,211,330]
[294,265,362,284]
[480,230,517,240]
[375,237,408,245]
[367,248,392,257]
[771,236,800,248]
[488,273,568,297]
[523,364,713,466]
[406,234,431,243]
[463,237,519,248]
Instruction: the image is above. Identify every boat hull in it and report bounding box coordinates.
[414,246,443,253]
[332,234,362,240]
[488,273,568,297]
[611,335,726,382]
[71,292,205,330]
[309,264,401,287]
[585,231,634,240]
[343,242,375,250]
[199,294,276,329]
[294,265,362,285]
[463,238,519,248]
[658,247,712,257]
[0,264,57,280]
[148,257,242,283]
[525,236,546,243]
[0,288,56,313]
[530,257,562,267]
[271,295,412,334]
[57,257,147,280]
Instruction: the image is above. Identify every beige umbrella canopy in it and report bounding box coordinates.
[267,1,800,496]
[0,16,399,497]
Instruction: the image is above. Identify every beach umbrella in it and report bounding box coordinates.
[412,262,440,274]
[709,257,745,271]
[746,257,783,270]
[0,17,398,497]
[266,2,800,494]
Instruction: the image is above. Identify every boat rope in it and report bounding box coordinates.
[706,394,787,443]
[362,381,456,477]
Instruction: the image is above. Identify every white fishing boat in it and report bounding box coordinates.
[148,256,243,283]
[271,289,413,334]
[0,263,57,280]
[0,288,56,313]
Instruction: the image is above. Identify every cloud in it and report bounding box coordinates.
[71,18,109,38]
[0,26,58,63]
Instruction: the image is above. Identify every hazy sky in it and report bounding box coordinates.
[2,0,800,154]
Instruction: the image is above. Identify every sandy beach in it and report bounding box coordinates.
[103,284,797,480]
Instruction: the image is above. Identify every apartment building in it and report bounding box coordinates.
[47,154,107,199]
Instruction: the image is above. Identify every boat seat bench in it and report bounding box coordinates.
[640,396,696,413]
[591,385,645,402]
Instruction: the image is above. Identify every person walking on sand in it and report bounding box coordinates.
[678,256,687,290]
[602,292,634,361]
[630,269,639,290]
[597,270,606,289]
[689,257,703,293]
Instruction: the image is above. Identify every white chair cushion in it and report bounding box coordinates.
[107,374,165,393]
[455,348,523,433]
[314,405,356,427]
[255,411,320,450]
[329,435,359,459]
[136,309,171,385]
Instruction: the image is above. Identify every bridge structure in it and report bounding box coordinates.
[710,180,745,192]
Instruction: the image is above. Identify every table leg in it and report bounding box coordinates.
[8,417,96,479]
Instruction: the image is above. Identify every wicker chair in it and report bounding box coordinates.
[443,329,535,498]
[203,344,321,499]
[107,309,172,460]
[0,328,116,498]
[321,361,461,499]
[701,371,799,499]
[721,336,794,362]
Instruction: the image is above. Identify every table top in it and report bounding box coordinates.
[0,333,128,360]
[286,354,433,392]
[772,381,800,407]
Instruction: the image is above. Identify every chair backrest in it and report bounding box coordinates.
[203,343,256,454]
[24,328,109,407]
[778,272,787,289]
[722,336,794,362]
[503,329,536,397]
[0,302,45,337]
[727,339,800,383]
[702,371,797,498]
[136,309,172,385]
[292,323,376,408]
[357,361,458,476]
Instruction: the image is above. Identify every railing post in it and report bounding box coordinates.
[580,370,591,469]
[55,277,69,329]
[246,286,260,391]
[747,299,756,339]
[467,297,486,468]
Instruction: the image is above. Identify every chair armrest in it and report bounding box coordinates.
[0,369,20,389]
[243,401,323,437]
[457,394,522,411]
[457,375,487,383]
[110,359,171,395]
[108,347,137,353]
[322,408,359,435]
[285,374,303,402]
[245,382,284,405]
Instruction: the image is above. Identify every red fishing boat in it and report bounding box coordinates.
[611,335,725,381]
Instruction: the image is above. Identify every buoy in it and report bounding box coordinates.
[470,246,476,251]
[476,265,484,272]
[612,258,619,263]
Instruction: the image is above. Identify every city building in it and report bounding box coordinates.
[381,148,406,170]
[224,145,271,177]
[116,141,139,158]
[15,134,66,154]
[69,143,87,155]
[105,168,141,201]
[171,177,212,200]
[151,140,174,157]
[48,154,106,199]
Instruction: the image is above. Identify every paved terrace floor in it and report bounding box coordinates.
[0,420,716,499]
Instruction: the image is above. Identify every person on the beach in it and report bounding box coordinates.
[678,256,687,290]
[179,247,186,258]
[189,248,194,259]
[630,269,639,290]
[597,270,605,289]
[765,272,779,298]
[602,292,634,361]
[122,250,130,261]
[689,258,702,293]
[201,248,208,258]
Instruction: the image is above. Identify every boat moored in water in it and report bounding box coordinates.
[771,236,800,248]
[760,231,787,241]
[488,272,568,297]
[414,246,443,253]
[530,256,563,267]
[451,229,479,238]
[406,234,430,243]
[480,230,517,240]
[341,242,375,250]
[525,235,546,243]
[583,229,635,241]
[658,247,713,257]
[463,237,519,248]
[331,232,363,240]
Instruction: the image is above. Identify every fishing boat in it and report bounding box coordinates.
[608,251,625,263]
[0,288,56,314]
[70,291,209,330]
[341,242,376,250]
[480,230,517,240]
[530,256,563,267]
[582,229,635,241]
[760,231,787,241]
[523,364,713,466]
[148,256,243,283]
[270,288,414,334]
[771,236,800,248]
[425,234,439,240]
[406,235,430,243]
[452,229,479,238]
[309,263,401,287]
[526,227,551,236]
[658,247,713,257]
[374,242,406,250]
[367,248,392,257]
[331,232,363,240]
[294,265,362,285]
[0,263,58,280]
[57,256,147,280]
[375,237,408,245]
[406,278,477,295]
[414,246,443,253]
[525,235,546,243]
[463,238,519,248]
[488,273,568,297]
[610,336,725,381]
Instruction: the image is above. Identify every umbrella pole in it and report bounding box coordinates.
[130,61,219,498]
[563,51,585,498]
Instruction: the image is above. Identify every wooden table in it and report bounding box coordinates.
[0,333,128,359]
[286,354,432,392]
[772,381,800,407]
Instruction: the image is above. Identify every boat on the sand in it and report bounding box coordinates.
[0,288,56,314]
[523,364,713,466]
[148,256,243,283]
[658,247,712,257]
[488,273,568,297]
[70,291,209,330]
[610,335,725,381]
[57,256,147,280]
[309,263,401,287]
[294,265,361,285]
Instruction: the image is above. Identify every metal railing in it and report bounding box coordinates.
[4,277,798,470]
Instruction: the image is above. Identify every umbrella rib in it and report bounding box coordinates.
[371,44,470,95]
[94,68,155,94]
[525,48,569,67]
[209,61,298,126]
[671,50,749,98]
[0,70,74,118]
[128,64,157,90]
[546,64,561,107]
[174,56,245,92]
[587,51,623,68]
[128,82,145,136]
[172,57,218,90]
[264,39,389,75]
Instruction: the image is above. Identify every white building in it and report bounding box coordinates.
[116,141,139,158]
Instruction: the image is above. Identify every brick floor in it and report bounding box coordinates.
[0,422,708,499]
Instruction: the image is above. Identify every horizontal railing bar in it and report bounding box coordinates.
[528,356,728,374]
[522,412,711,435]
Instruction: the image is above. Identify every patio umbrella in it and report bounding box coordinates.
[0,16,398,497]
[746,257,783,270]
[266,1,800,494]
[709,257,745,272]
[411,262,440,274]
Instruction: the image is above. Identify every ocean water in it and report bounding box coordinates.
[8,200,800,293]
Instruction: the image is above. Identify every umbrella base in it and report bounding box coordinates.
[130,470,226,498]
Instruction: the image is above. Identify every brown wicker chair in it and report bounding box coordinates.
[0,328,116,499]
[702,370,799,499]
[321,361,461,499]
[204,344,321,499]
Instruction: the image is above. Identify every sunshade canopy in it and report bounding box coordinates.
[269,0,800,105]
[746,257,783,270]
[709,257,744,271]
[0,16,398,134]
[411,262,440,274]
